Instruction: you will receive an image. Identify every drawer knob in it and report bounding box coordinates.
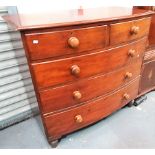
[130,26,139,35]
[68,37,79,48]
[128,49,136,57]
[73,91,82,100]
[123,93,130,100]
[75,115,83,123]
[71,65,80,76]
[125,72,132,78]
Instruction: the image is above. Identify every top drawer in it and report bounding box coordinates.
[24,25,108,60]
[110,17,151,45]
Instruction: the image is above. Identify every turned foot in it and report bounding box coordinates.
[50,139,59,148]
[127,100,134,107]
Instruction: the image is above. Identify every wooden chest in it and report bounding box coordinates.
[134,6,155,95]
[3,7,153,147]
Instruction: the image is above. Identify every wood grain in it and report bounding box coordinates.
[40,60,142,114]
[110,17,151,45]
[25,25,109,60]
[139,60,155,94]
[44,77,140,140]
[31,37,146,90]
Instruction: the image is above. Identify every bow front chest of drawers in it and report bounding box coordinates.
[3,7,154,147]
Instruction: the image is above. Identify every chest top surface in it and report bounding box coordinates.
[3,7,154,31]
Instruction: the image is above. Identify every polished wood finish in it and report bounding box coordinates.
[32,38,146,90]
[3,7,153,146]
[25,25,108,60]
[134,7,155,95]
[139,60,155,93]
[44,78,139,140]
[110,18,151,45]
[39,61,142,114]
[3,7,154,31]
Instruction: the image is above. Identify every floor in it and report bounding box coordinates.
[0,91,155,149]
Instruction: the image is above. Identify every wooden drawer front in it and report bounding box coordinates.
[44,78,139,140]
[32,37,146,89]
[25,25,108,60]
[139,60,155,94]
[40,60,142,114]
[110,18,151,45]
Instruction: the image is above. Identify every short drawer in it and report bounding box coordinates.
[44,77,139,140]
[25,25,108,60]
[32,37,146,89]
[40,60,142,114]
[110,17,151,45]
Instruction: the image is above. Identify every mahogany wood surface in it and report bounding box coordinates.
[3,7,153,145]
[134,6,155,95]
[110,17,151,45]
[149,15,155,47]
[31,37,146,90]
[25,25,109,60]
[3,7,154,31]
[139,60,155,94]
[44,78,139,140]
[40,60,142,114]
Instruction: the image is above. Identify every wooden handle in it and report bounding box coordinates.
[152,6,155,11]
[75,115,83,123]
[125,72,132,78]
[123,93,130,100]
[73,91,82,100]
[130,26,139,35]
[128,49,136,57]
[71,65,80,76]
[68,37,79,48]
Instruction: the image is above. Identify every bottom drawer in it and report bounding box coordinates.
[44,77,139,140]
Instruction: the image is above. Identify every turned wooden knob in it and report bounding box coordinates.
[71,65,80,76]
[75,115,83,123]
[125,72,132,78]
[128,49,136,57]
[68,37,79,48]
[130,26,139,35]
[73,91,82,100]
[152,6,155,11]
[123,93,130,100]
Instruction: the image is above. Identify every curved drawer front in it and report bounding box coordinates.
[110,17,151,45]
[44,77,139,140]
[40,60,142,114]
[32,37,146,89]
[25,25,108,60]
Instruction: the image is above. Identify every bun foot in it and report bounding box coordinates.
[127,100,134,107]
[50,139,59,148]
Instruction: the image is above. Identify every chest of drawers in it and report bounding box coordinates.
[3,7,153,147]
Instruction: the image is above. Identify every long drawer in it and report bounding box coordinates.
[110,17,151,45]
[40,60,142,114]
[31,37,146,90]
[44,77,140,140]
[25,25,108,60]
